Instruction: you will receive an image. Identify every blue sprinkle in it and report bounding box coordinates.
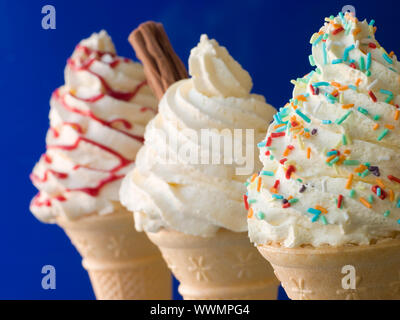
[327,150,338,156]
[261,171,275,176]
[380,89,393,96]
[332,58,343,64]
[313,34,323,46]
[366,52,372,70]
[257,141,266,147]
[343,44,355,61]
[307,208,322,215]
[323,42,328,65]
[272,194,284,199]
[311,214,321,223]
[369,19,375,26]
[313,82,330,87]
[322,120,332,124]
[275,125,287,133]
[295,109,311,123]
[383,53,393,64]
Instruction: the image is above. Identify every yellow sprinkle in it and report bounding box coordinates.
[298,135,305,150]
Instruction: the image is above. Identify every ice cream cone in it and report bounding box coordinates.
[257,238,400,300]
[146,228,279,300]
[57,209,171,300]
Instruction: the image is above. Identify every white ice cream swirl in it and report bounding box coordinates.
[120,35,276,236]
[248,13,400,248]
[30,30,158,222]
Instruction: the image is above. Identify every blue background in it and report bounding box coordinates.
[2,0,399,299]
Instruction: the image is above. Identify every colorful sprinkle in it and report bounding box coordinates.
[345,174,354,189]
[261,171,275,176]
[383,53,393,64]
[295,109,311,123]
[343,160,360,166]
[256,211,265,220]
[388,175,400,184]
[359,197,372,208]
[377,128,389,141]
[337,194,343,209]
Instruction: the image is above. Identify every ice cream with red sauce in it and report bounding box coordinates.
[30,30,158,222]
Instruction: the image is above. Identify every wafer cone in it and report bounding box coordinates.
[57,209,171,300]
[146,228,279,300]
[257,238,400,300]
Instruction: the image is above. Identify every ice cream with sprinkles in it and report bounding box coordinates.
[247,12,400,248]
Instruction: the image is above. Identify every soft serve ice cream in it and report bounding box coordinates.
[30,30,158,222]
[120,35,276,236]
[247,12,400,248]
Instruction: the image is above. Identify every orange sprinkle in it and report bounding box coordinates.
[299,129,305,135]
[345,173,354,189]
[355,165,367,173]
[326,155,337,163]
[339,85,349,91]
[290,126,302,132]
[395,110,400,121]
[247,207,254,218]
[337,155,346,165]
[296,95,307,102]
[287,196,293,200]
[250,173,257,182]
[373,123,379,130]
[257,177,262,192]
[283,147,291,157]
[307,147,311,159]
[389,189,395,202]
[376,178,385,189]
[315,205,328,214]
[270,187,277,194]
[344,149,351,155]
[353,28,361,36]
[373,26,377,33]
[385,124,395,130]
[389,51,395,58]
[331,89,339,97]
[332,23,342,28]
[342,103,354,109]
[304,132,311,138]
[274,123,286,130]
[355,78,362,86]
[331,81,341,88]
[359,197,372,208]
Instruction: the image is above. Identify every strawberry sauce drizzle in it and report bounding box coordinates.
[31,45,154,206]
